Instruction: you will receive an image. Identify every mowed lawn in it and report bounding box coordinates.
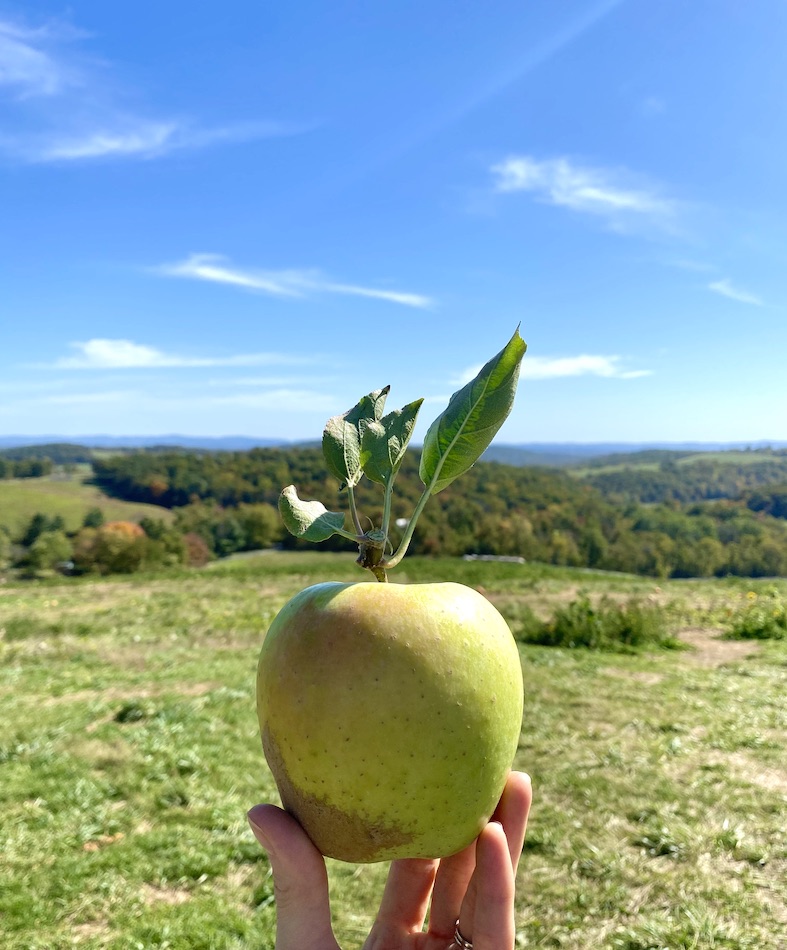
[1,552,785,949]
[0,472,174,536]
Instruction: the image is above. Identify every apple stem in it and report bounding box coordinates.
[381,484,431,571]
[347,485,364,536]
[356,538,388,582]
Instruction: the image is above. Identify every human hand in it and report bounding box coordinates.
[247,770,532,950]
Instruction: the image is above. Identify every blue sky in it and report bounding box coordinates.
[2,0,785,444]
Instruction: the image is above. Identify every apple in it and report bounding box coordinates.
[257,579,524,863]
[259,329,528,862]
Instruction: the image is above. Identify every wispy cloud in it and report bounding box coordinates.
[708,279,763,307]
[491,155,675,229]
[52,339,315,370]
[522,355,651,380]
[459,354,651,384]
[0,18,80,98]
[159,254,435,309]
[0,14,309,163]
[27,118,305,163]
[32,387,336,414]
[36,121,178,161]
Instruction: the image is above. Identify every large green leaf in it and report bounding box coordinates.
[278,485,349,542]
[322,386,389,488]
[419,328,526,494]
[360,398,423,486]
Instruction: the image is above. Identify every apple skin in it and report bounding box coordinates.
[256,581,524,863]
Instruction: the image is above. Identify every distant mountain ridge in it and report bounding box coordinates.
[482,441,787,467]
[1,435,786,465]
[0,435,289,451]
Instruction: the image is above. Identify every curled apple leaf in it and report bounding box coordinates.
[419,328,526,495]
[322,386,390,488]
[360,398,424,486]
[279,485,353,543]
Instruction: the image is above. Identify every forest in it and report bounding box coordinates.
[3,444,787,579]
[83,446,787,579]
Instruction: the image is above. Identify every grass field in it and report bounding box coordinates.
[1,552,785,948]
[0,472,174,536]
[571,450,787,478]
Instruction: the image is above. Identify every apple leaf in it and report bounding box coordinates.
[419,328,526,495]
[278,485,351,542]
[360,398,423,486]
[322,386,390,488]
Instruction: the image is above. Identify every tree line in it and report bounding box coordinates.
[581,453,787,504]
[0,457,53,479]
[86,447,787,579]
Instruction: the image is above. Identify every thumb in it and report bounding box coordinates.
[248,804,339,950]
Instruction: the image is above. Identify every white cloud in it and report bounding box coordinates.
[38,122,179,161]
[30,118,304,163]
[53,338,315,370]
[322,281,434,309]
[0,18,78,97]
[491,155,674,227]
[708,279,763,307]
[522,355,651,380]
[159,254,435,309]
[459,354,651,384]
[0,15,309,163]
[160,255,306,298]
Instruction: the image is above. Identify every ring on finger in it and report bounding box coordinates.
[449,918,473,950]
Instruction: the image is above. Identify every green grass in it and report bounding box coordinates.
[571,462,662,477]
[1,552,786,948]
[571,451,786,478]
[0,472,174,535]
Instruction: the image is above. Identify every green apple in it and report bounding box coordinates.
[257,579,524,863]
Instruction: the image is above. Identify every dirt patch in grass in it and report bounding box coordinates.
[71,919,111,943]
[44,680,219,707]
[677,627,759,667]
[709,750,787,795]
[602,667,665,686]
[141,883,192,905]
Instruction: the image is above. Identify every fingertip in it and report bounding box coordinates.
[247,803,278,852]
[479,820,510,860]
[247,804,336,948]
[471,822,515,945]
[248,803,329,873]
[492,771,532,874]
[507,770,533,801]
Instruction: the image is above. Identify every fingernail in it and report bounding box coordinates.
[247,809,273,852]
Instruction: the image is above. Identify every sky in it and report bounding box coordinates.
[2,0,786,445]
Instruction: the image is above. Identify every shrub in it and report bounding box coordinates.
[82,507,105,529]
[25,530,73,575]
[727,588,787,640]
[183,532,212,567]
[520,595,678,652]
[73,520,147,574]
[0,526,11,570]
[499,602,544,643]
